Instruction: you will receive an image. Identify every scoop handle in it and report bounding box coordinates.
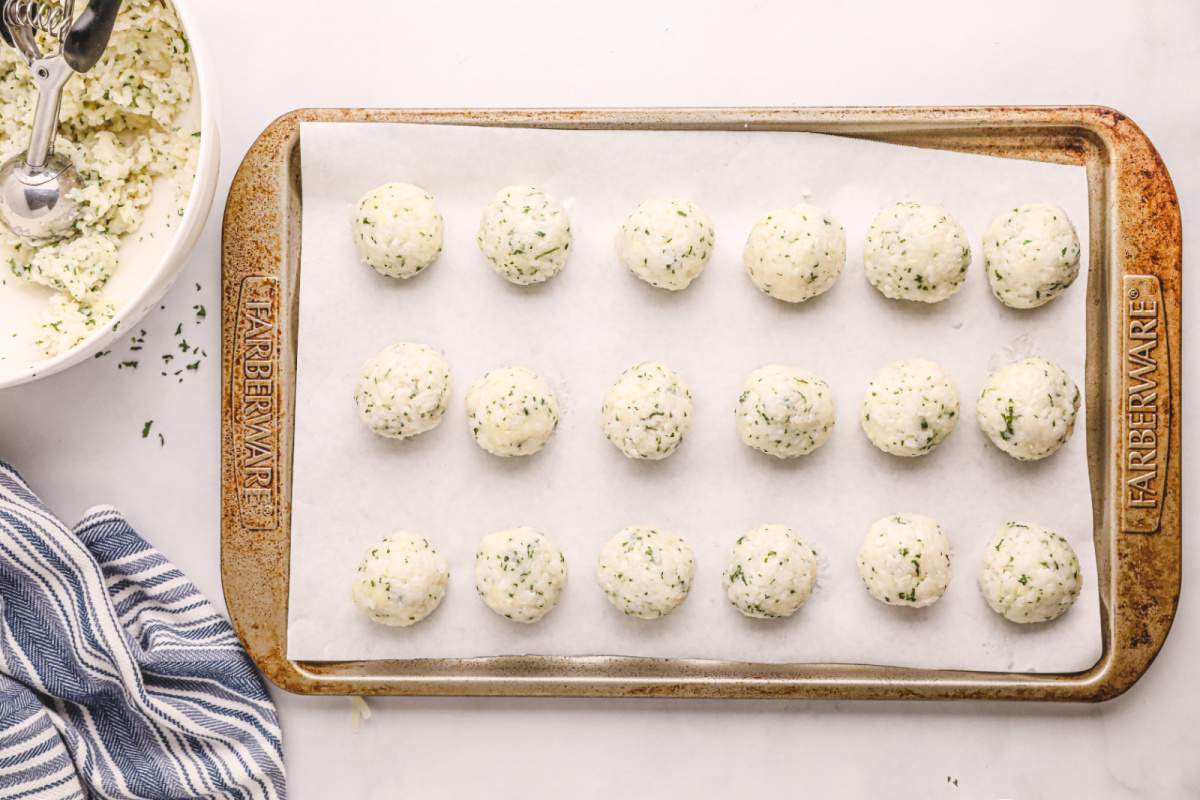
[25,55,72,168]
[63,0,122,73]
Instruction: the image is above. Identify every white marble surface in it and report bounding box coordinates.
[0,0,1196,796]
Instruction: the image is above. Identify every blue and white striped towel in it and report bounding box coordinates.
[0,461,286,799]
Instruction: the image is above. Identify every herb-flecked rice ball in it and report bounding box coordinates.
[474,527,568,624]
[735,365,835,458]
[465,366,560,456]
[601,361,693,460]
[354,342,451,440]
[976,357,1080,461]
[351,183,444,279]
[861,359,959,457]
[351,532,449,626]
[743,204,846,303]
[978,521,1081,623]
[723,525,818,619]
[597,526,694,619]
[615,198,715,290]
[856,514,952,608]
[477,185,571,285]
[983,203,1081,309]
[863,201,971,303]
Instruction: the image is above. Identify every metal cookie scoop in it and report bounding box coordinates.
[0,0,122,241]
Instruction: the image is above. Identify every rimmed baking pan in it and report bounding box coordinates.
[220,107,1180,700]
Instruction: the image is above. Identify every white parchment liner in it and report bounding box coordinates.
[288,121,1099,672]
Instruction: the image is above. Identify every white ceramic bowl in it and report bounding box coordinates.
[0,0,219,388]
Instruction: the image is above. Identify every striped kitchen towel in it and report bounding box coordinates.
[0,461,286,799]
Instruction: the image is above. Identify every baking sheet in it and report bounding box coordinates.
[287,121,1099,671]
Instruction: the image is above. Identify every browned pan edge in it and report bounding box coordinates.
[220,107,1181,700]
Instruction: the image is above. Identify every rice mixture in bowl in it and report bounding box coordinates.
[0,0,202,378]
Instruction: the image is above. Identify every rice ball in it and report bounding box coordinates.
[857,514,952,608]
[477,185,572,285]
[474,527,568,624]
[615,198,715,290]
[354,342,451,440]
[723,525,818,619]
[351,183,444,279]
[601,361,693,460]
[861,359,959,457]
[979,522,1082,623]
[597,526,694,619]
[735,365,835,458]
[743,204,846,303]
[465,367,560,457]
[351,532,449,626]
[983,203,1081,309]
[977,357,1081,461]
[863,201,971,303]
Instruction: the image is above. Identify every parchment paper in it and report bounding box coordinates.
[288,121,1099,671]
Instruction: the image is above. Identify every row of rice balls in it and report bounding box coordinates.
[357,346,1080,462]
[352,517,1082,627]
[352,182,1081,310]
